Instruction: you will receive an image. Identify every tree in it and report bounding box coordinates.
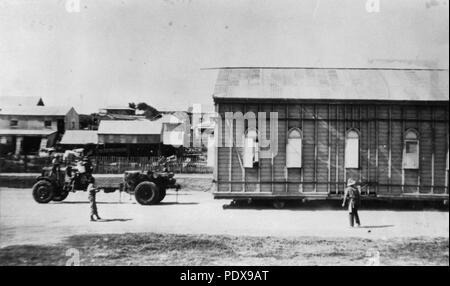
[135,102,160,119]
[79,114,95,130]
[128,102,136,109]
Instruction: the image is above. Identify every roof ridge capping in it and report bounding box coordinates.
[203,66,449,71]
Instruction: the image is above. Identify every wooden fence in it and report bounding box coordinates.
[0,155,51,173]
[92,156,213,174]
[0,155,213,174]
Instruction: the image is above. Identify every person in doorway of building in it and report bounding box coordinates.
[342,178,361,227]
[87,174,102,222]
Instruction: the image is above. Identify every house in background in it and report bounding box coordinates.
[97,119,163,156]
[161,113,188,146]
[0,106,79,155]
[0,96,44,107]
[159,107,216,152]
[58,130,99,153]
[94,106,143,125]
[190,104,216,149]
[212,67,449,204]
[99,106,136,116]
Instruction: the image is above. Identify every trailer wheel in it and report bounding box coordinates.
[273,201,286,209]
[32,180,54,204]
[134,181,160,205]
[52,192,69,202]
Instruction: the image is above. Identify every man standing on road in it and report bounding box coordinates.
[87,174,102,222]
[342,178,361,227]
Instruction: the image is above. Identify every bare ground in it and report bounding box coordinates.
[0,232,448,266]
[0,175,448,266]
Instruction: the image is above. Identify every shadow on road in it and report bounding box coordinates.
[224,200,449,211]
[54,201,126,205]
[94,218,133,222]
[359,225,394,229]
[155,202,199,206]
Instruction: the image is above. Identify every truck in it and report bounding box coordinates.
[31,157,180,205]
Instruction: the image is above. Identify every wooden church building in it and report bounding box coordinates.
[212,67,449,204]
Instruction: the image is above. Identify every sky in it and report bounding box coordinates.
[0,0,448,114]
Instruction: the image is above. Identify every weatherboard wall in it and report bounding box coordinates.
[214,101,449,197]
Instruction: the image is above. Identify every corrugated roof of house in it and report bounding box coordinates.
[0,96,44,107]
[0,106,75,116]
[213,68,449,101]
[59,130,98,145]
[102,114,145,120]
[97,119,163,135]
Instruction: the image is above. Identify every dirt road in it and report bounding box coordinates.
[0,187,448,248]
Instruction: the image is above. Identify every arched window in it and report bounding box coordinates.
[403,129,419,169]
[286,128,302,168]
[345,129,360,168]
[243,129,259,168]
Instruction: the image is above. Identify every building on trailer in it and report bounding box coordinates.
[212,67,449,205]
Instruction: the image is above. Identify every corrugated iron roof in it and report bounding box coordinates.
[0,106,75,116]
[0,96,44,107]
[213,68,449,101]
[0,129,57,136]
[101,114,145,120]
[59,130,98,145]
[97,119,163,135]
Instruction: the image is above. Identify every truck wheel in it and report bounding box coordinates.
[52,192,69,202]
[32,181,54,204]
[156,188,166,203]
[134,182,160,205]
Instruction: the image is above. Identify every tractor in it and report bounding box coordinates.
[31,157,94,203]
[31,156,181,205]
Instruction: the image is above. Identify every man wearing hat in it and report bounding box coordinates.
[342,178,361,227]
[87,173,101,222]
[75,157,101,221]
